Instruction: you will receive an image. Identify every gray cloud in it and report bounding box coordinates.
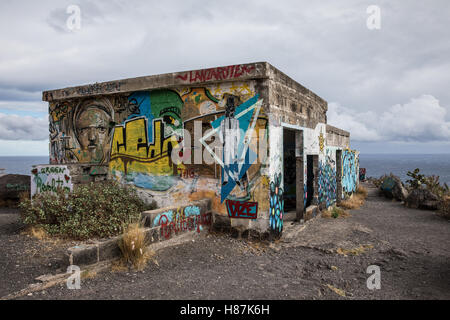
[0,113,48,140]
[0,0,449,151]
[328,95,450,142]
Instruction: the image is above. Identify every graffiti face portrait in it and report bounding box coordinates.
[75,105,112,163]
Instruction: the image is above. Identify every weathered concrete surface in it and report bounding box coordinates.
[43,62,269,102]
[326,124,350,148]
[11,182,449,300]
[0,174,30,205]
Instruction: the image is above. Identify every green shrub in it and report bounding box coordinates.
[19,181,149,240]
[406,168,426,189]
[406,168,449,197]
[370,174,389,188]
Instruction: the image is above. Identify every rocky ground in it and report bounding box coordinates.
[1,183,449,300]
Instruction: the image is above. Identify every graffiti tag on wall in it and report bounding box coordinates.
[176,65,256,83]
[152,206,211,239]
[31,165,73,196]
[225,200,258,219]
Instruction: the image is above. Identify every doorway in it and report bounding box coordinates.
[336,149,342,202]
[305,154,318,208]
[283,129,296,212]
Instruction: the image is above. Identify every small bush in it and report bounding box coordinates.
[323,206,349,219]
[19,181,146,240]
[370,174,389,188]
[406,168,449,197]
[118,223,153,270]
[406,168,426,189]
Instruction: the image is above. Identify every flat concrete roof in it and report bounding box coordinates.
[42,62,325,105]
[326,124,350,137]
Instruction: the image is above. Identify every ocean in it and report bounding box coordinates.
[0,156,49,176]
[359,154,450,185]
[0,154,449,185]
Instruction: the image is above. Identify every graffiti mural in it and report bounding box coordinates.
[269,173,284,235]
[318,148,337,207]
[342,149,359,194]
[49,99,115,164]
[200,94,263,202]
[109,90,183,191]
[47,79,270,229]
[31,165,73,196]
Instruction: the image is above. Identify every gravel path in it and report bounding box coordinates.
[2,183,449,300]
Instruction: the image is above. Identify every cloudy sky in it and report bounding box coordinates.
[0,0,449,155]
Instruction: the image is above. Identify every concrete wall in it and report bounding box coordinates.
[43,62,359,237]
[45,66,272,233]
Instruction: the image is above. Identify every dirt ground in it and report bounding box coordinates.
[1,183,449,300]
[0,207,78,297]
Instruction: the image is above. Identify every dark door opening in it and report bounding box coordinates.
[306,155,314,208]
[283,129,296,212]
[336,149,342,202]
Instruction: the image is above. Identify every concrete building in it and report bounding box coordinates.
[42,62,359,237]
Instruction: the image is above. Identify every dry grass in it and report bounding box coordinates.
[336,244,374,256]
[81,269,98,279]
[322,206,350,219]
[24,226,49,240]
[326,284,346,297]
[356,186,368,198]
[118,223,153,270]
[338,186,368,210]
[111,259,129,273]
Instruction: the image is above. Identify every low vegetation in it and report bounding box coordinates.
[370,169,449,217]
[19,181,150,240]
[118,223,154,270]
[323,206,349,219]
[439,195,450,219]
[369,175,389,188]
[338,186,368,210]
[406,168,449,196]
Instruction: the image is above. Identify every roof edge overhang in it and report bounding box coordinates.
[42,62,270,102]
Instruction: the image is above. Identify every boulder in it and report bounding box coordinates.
[380,175,408,201]
[0,174,31,206]
[405,186,440,210]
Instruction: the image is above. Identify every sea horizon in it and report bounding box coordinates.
[1,153,449,185]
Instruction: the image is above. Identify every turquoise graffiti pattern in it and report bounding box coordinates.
[318,160,336,207]
[342,150,358,195]
[269,173,284,235]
